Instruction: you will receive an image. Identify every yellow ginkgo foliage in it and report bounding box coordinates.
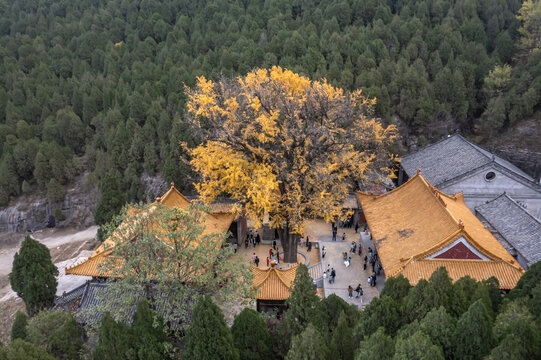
[185,67,398,262]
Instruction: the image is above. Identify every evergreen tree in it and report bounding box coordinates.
[452,299,496,360]
[9,236,59,315]
[231,308,272,360]
[183,296,239,360]
[277,263,319,354]
[312,294,359,337]
[10,311,27,341]
[488,301,541,359]
[25,310,83,360]
[380,274,411,304]
[132,300,170,360]
[330,312,354,360]
[94,172,126,226]
[508,260,541,300]
[354,295,402,339]
[93,313,134,360]
[0,339,56,360]
[419,306,456,356]
[393,330,444,360]
[48,315,83,360]
[285,324,329,360]
[356,327,395,360]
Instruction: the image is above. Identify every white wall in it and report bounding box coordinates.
[441,167,541,219]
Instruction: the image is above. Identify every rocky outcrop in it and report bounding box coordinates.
[0,173,98,233]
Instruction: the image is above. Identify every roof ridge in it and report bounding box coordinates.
[497,193,541,224]
[402,133,462,160]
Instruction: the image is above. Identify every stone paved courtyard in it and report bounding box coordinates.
[305,219,385,308]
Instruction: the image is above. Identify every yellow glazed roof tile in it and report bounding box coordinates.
[252,263,298,300]
[357,174,523,289]
[66,184,236,277]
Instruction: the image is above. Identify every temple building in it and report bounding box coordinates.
[252,262,298,313]
[399,134,541,219]
[476,194,541,270]
[357,173,525,289]
[65,183,239,277]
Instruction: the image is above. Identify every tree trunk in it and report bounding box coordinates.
[278,223,299,263]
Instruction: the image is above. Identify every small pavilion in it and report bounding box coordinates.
[66,183,237,277]
[357,172,524,289]
[252,262,298,313]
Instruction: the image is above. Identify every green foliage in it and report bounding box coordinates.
[356,327,395,360]
[0,339,57,360]
[10,311,27,341]
[26,310,83,360]
[285,324,329,360]
[452,299,496,360]
[508,259,541,300]
[312,294,359,337]
[354,295,402,339]
[488,301,541,359]
[83,203,253,333]
[380,274,411,304]
[0,0,532,205]
[93,313,134,360]
[93,172,126,226]
[9,236,58,315]
[46,178,65,203]
[231,308,272,360]
[330,312,354,360]
[132,300,170,360]
[53,208,66,222]
[277,263,320,354]
[418,306,456,355]
[393,330,444,360]
[183,296,239,360]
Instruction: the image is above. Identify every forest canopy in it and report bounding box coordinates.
[0,0,539,206]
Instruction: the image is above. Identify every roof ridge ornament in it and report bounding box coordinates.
[170,182,175,188]
[417,168,422,175]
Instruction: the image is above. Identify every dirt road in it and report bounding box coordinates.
[0,226,98,276]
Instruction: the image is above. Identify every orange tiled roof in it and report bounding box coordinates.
[66,184,236,277]
[252,263,298,300]
[356,174,524,289]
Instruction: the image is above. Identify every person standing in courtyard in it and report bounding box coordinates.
[252,253,257,263]
[266,257,270,267]
[255,256,260,267]
[348,285,353,298]
[342,232,346,241]
[233,242,238,253]
[272,239,276,250]
[355,284,363,299]
[322,246,326,259]
[363,255,367,270]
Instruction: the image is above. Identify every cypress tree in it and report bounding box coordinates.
[9,236,59,315]
[393,330,444,360]
[11,311,28,341]
[94,172,126,226]
[312,294,359,337]
[330,312,354,360]
[93,313,135,360]
[419,306,456,356]
[183,295,239,360]
[356,327,394,360]
[231,308,272,360]
[285,324,329,360]
[277,263,319,354]
[48,315,83,360]
[380,274,411,304]
[452,299,496,360]
[132,300,170,360]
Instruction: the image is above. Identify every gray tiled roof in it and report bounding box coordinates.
[476,194,541,267]
[401,134,535,186]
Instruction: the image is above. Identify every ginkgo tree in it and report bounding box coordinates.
[185,67,397,262]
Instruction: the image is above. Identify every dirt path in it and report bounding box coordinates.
[0,226,98,276]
